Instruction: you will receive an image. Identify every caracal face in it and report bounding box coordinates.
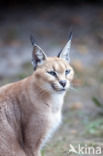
[34,57,74,93]
[31,32,74,93]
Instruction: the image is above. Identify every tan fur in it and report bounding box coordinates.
[0,56,74,156]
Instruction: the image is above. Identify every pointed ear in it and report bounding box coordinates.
[30,35,47,70]
[58,32,72,62]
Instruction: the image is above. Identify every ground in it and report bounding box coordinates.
[0,4,103,156]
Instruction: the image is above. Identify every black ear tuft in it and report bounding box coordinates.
[68,31,72,41]
[30,35,38,46]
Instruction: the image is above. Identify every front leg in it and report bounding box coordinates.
[23,115,48,156]
[24,147,41,156]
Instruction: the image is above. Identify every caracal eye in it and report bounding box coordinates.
[65,69,71,75]
[47,71,57,77]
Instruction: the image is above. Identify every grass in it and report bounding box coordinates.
[92,97,103,108]
[86,118,103,136]
[41,150,45,156]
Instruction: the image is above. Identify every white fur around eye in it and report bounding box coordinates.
[46,72,56,81]
[65,69,71,75]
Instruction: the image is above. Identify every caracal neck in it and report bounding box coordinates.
[50,91,65,113]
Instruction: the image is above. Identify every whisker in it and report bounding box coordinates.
[68,85,79,93]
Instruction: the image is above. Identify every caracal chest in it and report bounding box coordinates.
[42,93,64,147]
[50,93,64,126]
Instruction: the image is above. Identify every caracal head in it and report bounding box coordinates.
[30,33,74,93]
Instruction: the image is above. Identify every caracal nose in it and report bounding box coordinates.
[59,80,67,87]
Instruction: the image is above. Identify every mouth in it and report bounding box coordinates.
[59,88,66,91]
[51,84,66,92]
